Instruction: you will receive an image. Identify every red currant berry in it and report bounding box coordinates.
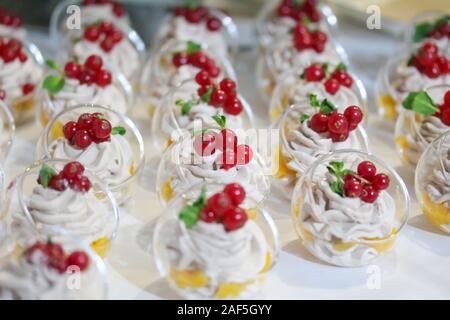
[195,70,211,86]
[99,21,113,34]
[438,57,450,74]
[174,6,187,17]
[74,130,93,149]
[207,192,233,217]
[294,32,312,51]
[372,173,390,191]
[110,29,123,43]
[200,205,220,223]
[73,175,91,193]
[79,70,96,85]
[429,29,443,39]
[327,112,348,134]
[216,129,237,152]
[224,183,246,206]
[441,108,450,126]
[66,251,90,271]
[206,17,222,32]
[311,30,327,44]
[95,69,112,87]
[344,178,362,197]
[360,184,379,203]
[25,242,50,264]
[293,23,308,36]
[206,65,220,78]
[417,50,437,67]
[210,89,227,107]
[344,105,363,131]
[11,16,22,28]
[189,51,208,68]
[304,64,325,82]
[21,83,34,95]
[193,131,217,157]
[100,36,115,52]
[185,8,202,24]
[422,42,438,54]
[83,25,100,41]
[444,90,450,107]
[221,149,237,170]
[312,42,325,53]
[224,97,243,115]
[84,54,103,71]
[277,4,291,17]
[342,75,353,88]
[324,78,340,95]
[222,207,248,231]
[62,161,85,179]
[92,118,112,139]
[424,62,441,78]
[18,50,27,63]
[63,121,78,141]
[172,52,189,67]
[310,112,329,133]
[329,130,349,142]
[2,39,21,63]
[0,89,6,100]
[197,85,209,97]
[48,173,67,192]
[112,2,125,17]
[219,78,236,95]
[236,144,253,165]
[77,113,94,130]
[357,161,377,181]
[64,61,82,79]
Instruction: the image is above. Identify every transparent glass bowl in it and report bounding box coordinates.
[0,225,108,300]
[415,131,450,234]
[0,99,15,164]
[153,183,280,300]
[395,84,450,166]
[151,7,239,63]
[36,65,134,128]
[268,65,368,123]
[5,159,119,259]
[292,150,410,267]
[35,104,145,205]
[139,38,237,119]
[155,136,271,207]
[1,37,44,125]
[271,104,369,201]
[151,79,255,153]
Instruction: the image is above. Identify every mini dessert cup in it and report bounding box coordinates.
[0,99,15,164]
[35,104,145,205]
[0,7,26,39]
[139,38,237,119]
[153,183,280,300]
[415,131,450,234]
[151,5,239,63]
[156,135,270,207]
[272,103,369,201]
[292,150,410,267]
[395,84,450,166]
[37,59,134,128]
[0,37,45,125]
[5,159,119,258]
[151,79,254,153]
[268,63,368,123]
[0,225,108,300]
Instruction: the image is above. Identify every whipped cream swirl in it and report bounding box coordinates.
[423,147,450,207]
[0,25,26,39]
[80,4,130,28]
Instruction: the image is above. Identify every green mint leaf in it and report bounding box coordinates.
[302,16,311,25]
[186,41,201,55]
[39,164,57,189]
[300,72,305,80]
[319,99,336,114]
[45,59,59,71]
[192,185,207,209]
[413,22,435,42]
[402,91,438,116]
[327,165,336,175]
[335,63,347,71]
[183,0,198,9]
[179,204,200,229]
[212,115,226,129]
[43,75,65,94]
[330,180,344,197]
[111,126,126,135]
[309,94,320,107]
[200,86,213,103]
[300,114,310,123]
[330,161,344,173]
[176,99,197,115]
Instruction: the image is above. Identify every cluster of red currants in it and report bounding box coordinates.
[277,0,320,23]
[38,161,91,193]
[410,42,450,78]
[82,0,126,17]
[309,105,363,142]
[194,128,253,170]
[303,63,353,94]
[83,21,124,53]
[343,161,390,203]
[172,49,221,79]
[0,7,22,27]
[64,54,112,87]
[196,74,244,115]
[200,183,248,231]
[292,22,327,53]
[25,240,90,273]
[63,113,113,149]
[174,5,222,32]
[427,21,450,40]
[434,90,450,126]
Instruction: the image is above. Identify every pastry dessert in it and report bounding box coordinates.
[0,36,44,124]
[37,106,144,205]
[273,95,368,199]
[39,54,132,127]
[8,161,119,258]
[152,3,236,61]
[0,236,107,299]
[0,99,14,164]
[153,183,278,299]
[292,151,410,266]
[407,13,449,55]
[140,40,235,118]
[157,125,270,206]
[0,7,25,39]
[269,62,366,122]
[395,86,450,166]
[415,130,450,234]
[376,41,450,120]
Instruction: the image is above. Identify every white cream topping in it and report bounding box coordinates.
[80,4,130,28]
[422,146,450,207]
[0,24,26,39]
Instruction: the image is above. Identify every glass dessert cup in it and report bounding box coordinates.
[35,104,145,206]
[268,66,368,123]
[0,99,15,164]
[291,150,410,267]
[37,66,134,128]
[139,38,237,119]
[394,84,450,166]
[151,7,239,63]
[3,38,45,125]
[415,131,450,234]
[153,183,280,300]
[0,225,108,300]
[151,80,255,154]
[155,137,271,208]
[5,159,119,259]
[271,104,369,201]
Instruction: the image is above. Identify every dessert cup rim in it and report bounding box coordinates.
[403,10,449,45]
[0,99,16,162]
